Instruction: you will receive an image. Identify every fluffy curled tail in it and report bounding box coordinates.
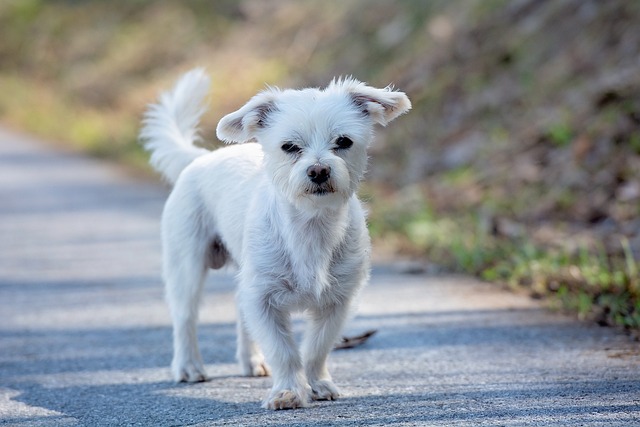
[139,68,211,184]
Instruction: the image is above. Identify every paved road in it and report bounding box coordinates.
[0,127,639,426]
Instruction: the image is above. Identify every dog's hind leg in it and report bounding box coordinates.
[164,244,208,382]
[236,306,270,377]
[162,191,210,383]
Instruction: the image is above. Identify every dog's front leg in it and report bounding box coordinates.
[302,302,350,401]
[239,289,311,410]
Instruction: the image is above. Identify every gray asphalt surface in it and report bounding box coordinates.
[1,127,639,426]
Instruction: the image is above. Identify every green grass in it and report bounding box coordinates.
[365,187,640,333]
[546,121,573,147]
[483,239,639,325]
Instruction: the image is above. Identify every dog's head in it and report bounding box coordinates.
[217,78,411,212]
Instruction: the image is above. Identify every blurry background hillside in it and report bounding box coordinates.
[1,0,639,333]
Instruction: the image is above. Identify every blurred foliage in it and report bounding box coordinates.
[1,0,639,335]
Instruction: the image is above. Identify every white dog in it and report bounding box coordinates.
[139,69,410,410]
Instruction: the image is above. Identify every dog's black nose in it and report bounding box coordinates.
[307,164,331,184]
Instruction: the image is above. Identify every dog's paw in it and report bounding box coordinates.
[262,390,309,410]
[249,361,270,377]
[172,360,207,383]
[240,356,271,377]
[310,379,340,401]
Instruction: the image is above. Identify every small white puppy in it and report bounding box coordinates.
[140,69,410,410]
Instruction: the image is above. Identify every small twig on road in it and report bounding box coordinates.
[334,329,377,350]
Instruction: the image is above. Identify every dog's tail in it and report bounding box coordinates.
[139,68,211,184]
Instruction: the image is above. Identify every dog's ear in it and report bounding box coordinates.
[330,78,411,126]
[216,90,279,143]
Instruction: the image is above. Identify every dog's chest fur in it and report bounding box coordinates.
[282,206,347,293]
[243,193,363,307]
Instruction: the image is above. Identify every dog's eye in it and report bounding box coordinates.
[281,143,301,154]
[335,136,353,150]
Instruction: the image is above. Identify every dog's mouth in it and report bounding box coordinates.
[312,188,333,196]
[306,185,336,196]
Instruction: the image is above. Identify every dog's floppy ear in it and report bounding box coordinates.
[216,90,279,143]
[330,78,411,126]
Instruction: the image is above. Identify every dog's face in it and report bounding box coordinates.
[217,78,411,212]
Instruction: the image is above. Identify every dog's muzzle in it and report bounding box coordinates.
[305,164,335,196]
